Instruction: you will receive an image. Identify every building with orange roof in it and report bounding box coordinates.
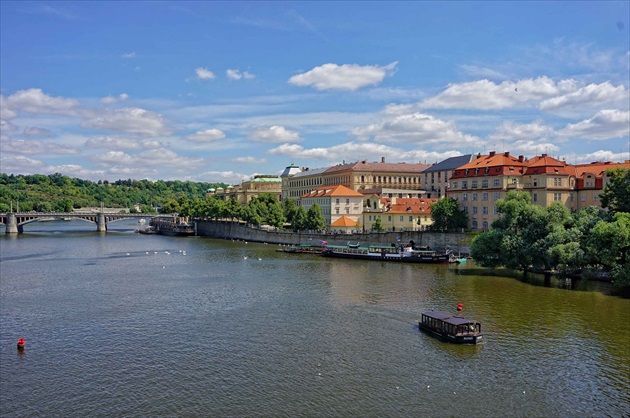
[362,197,437,232]
[281,157,432,201]
[448,151,630,230]
[300,184,365,229]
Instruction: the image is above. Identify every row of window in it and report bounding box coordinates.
[366,214,430,222]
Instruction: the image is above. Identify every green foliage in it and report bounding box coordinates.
[600,168,630,215]
[241,193,285,228]
[372,216,384,232]
[306,203,326,231]
[471,190,630,287]
[282,198,297,224]
[0,172,227,214]
[291,206,308,231]
[430,197,468,231]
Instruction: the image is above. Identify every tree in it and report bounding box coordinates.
[588,212,630,286]
[161,199,180,214]
[282,198,297,225]
[306,203,326,231]
[430,197,468,231]
[224,198,242,221]
[600,168,630,215]
[292,206,307,231]
[372,216,384,232]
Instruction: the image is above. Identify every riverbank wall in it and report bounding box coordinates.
[195,220,471,254]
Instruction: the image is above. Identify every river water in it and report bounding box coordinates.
[1,220,629,417]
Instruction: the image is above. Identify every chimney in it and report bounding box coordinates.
[518,155,524,162]
[542,153,547,158]
[477,153,481,159]
[391,197,396,204]
[489,151,496,157]
[381,156,385,163]
[504,152,510,157]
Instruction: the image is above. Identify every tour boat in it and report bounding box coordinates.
[418,310,483,344]
[321,243,452,263]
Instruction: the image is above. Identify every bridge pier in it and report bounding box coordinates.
[6,213,20,234]
[96,213,107,232]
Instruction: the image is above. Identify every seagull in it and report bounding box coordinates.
[258,258,262,261]
[244,256,248,260]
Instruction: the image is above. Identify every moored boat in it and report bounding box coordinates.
[321,243,451,263]
[277,244,324,254]
[418,310,483,344]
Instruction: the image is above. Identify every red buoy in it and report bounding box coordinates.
[457,303,463,311]
[17,338,25,350]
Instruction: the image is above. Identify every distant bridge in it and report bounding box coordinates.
[0,212,167,234]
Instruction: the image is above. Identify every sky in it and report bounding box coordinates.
[1,1,629,184]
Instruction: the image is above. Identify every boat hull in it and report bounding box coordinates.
[418,323,483,344]
[321,250,450,264]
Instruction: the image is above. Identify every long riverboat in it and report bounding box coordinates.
[418,310,483,344]
[321,243,452,263]
[277,244,325,254]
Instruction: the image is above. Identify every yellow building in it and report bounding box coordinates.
[363,197,437,232]
[212,175,282,205]
[300,184,364,230]
[281,158,431,201]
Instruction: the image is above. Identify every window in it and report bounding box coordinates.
[493,179,500,187]
[554,177,562,187]
[346,198,349,204]
[532,193,537,202]
[493,192,500,201]
[533,178,538,187]
[368,215,372,221]
[482,206,488,215]
[493,206,498,215]
[554,193,562,201]
[462,181,468,189]
[472,220,478,229]
[472,193,478,201]
[482,192,488,201]
[463,193,468,201]
[388,216,391,221]
[482,179,488,188]
[452,181,458,189]
[581,194,586,202]
[472,206,478,214]
[570,194,574,202]
[400,216,404,221]
[409,216,413,222]
[336,208,340,214]
[472,180,478,188]
[335,198,339,204]
[482,221,488,230]
[594,193,598,201]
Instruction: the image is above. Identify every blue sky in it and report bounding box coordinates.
[1,1,629,184]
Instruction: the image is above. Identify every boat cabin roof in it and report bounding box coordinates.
[422,310,479,326]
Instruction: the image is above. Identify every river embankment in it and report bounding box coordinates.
[195,219,471,254]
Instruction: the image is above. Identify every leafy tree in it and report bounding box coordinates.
[224,198,242,221]
[372,216,384,232]
[588,212,630,286]
[470,229,504,268]
[306,203,326,231]
[600,168,630,215]
[161,199,180,214]
[430,197,468,231]
[292,205,307,231]
[282,198,297,224]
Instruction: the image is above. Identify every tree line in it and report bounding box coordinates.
[0,173,227,213]
[470,168,630,287]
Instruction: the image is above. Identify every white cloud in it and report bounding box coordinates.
[3,88,79,116]
[186,128,226,142]
[121,52,136,59]
[83,108,168,136]
[195,67,216,80]
[199,170,246,184]
[233,156,267,164]
[557,109,630,140]
[1,120,18,132]
[1,135,79,155]
[101,93,129,104]
[249,125,302,143]
[0,155,46,173]
[93,148,204,169]
[538,82,628,113]
[288,62,398,91]
[226,69,255,80]
[488,120,555,143]
[420,77,579,110]
[84,136,143,150]
[508,140,560,155]
[350,112,479,146]
[23,127,52,136]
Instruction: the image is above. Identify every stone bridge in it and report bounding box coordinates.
[0,212,165,234]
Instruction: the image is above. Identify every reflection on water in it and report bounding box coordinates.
[1,221,629,417]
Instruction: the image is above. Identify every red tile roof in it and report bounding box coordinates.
[301,184,365,198]
[330,216,357,227]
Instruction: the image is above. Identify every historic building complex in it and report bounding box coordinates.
[213,152,629,232]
